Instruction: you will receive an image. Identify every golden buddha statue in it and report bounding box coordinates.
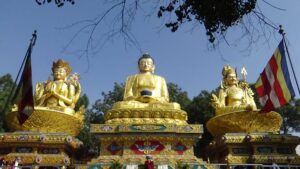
[211,65,256,115]
[34,59,81,113]
[6,59,84,136]
[207,65,282,137]
[105,54,187,124]
[112,54,180,109]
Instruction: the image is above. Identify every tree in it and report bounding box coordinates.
[167,83,191,110]
[91,82,125,118]
[75,93,89,111]
[75,94,101,161]
[185,90,215,159]
[0,74,14,132]
[277,99,300,134]
[35,0,279,57]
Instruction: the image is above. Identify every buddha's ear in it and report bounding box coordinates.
[152,64,155,73]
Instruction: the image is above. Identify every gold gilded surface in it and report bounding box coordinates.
[111,54,182,113]
[91,124,202,134]
[0,132,82,148]
[6,59,84,136]
[3,153,70,165]
[208,133,300,165]
[207,110,282,136]
[251,155,300,164]
[105,108,187,125]
[211,65,257,115]
[6,107,84,136]
[0,133,82,166]
[226,155,250,164]
[89,154,200,166]
[34,59,81,109]
[222,133,300,144]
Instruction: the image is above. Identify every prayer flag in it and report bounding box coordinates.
[255,40,295,112]
[12,46,34,124]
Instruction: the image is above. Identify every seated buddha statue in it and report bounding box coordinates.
[207,65,282,136]
[112,54,180,110]
[34,59,81,113]
[6,59,83,136]
[211,65,257,115]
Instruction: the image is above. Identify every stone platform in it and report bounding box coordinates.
[89,123,203,168]
[0,132,82,168]
[207,132,300,165]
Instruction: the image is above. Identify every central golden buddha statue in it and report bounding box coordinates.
[105,54,187,124]
[207,65,282,136]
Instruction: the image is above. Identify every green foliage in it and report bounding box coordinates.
[158,0,257,42]
[277,99,300,134]
[167,83,191,110]
[75,94,100,161]
[186,90,215,158]
[177,161,190,169]
[109,160,122,169]
[75,93,89,112]
[92,82,124,115]
[186,90,214,124]
[0,74,14,132]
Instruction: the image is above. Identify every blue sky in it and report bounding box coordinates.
[0,1,300,106]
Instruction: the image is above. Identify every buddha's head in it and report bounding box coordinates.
[222,65,238,86]
[138,54,155,74]
[52,59,71,81]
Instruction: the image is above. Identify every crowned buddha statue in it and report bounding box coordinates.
[34,59,81,113]
[211,65,257,115]
[6,59,84,136]
[105,54,187,124]
[207,65,282,136]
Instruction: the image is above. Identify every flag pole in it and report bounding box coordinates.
[1,31,37,115]
[278,25,300,95]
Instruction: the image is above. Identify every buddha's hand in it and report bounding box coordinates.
[35,83,44,98]
[138,96,156,103]
[50,85,56,95]
[211,94,221,108]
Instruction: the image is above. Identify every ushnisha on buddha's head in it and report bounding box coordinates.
[52,59,72,81]
[222,65,238,86]
[138,54,155,74]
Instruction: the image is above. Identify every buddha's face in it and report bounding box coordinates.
[226,73,238,86]
[53,67,67,80]
[138,58,154,73]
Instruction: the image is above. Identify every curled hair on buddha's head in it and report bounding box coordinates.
[138,53,155,73]
[138,53,155,65]
[52,59,72,75]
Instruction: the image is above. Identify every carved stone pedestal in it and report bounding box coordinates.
[0,132,82,168]
[207,132,300,165]
[88,123,203,169]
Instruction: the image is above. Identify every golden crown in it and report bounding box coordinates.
[52,59,72,74]
[222,65,235,77]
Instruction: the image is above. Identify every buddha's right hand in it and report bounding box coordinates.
[211,94,221,108]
